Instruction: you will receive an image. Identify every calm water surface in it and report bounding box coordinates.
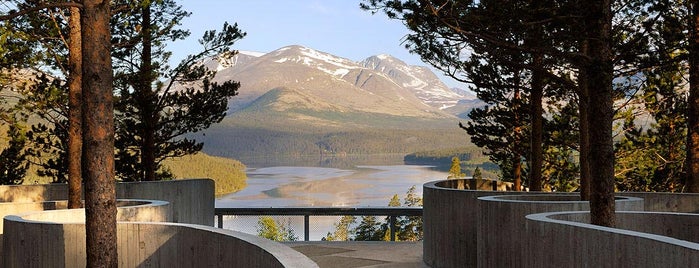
[214,156,449,240]
[216,164,448,207]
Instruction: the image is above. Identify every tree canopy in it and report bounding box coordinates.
[362,0,691,227]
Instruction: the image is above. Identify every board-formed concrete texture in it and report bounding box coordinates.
[116,179,215,226]
[422,179,530,268]
[525,211,699,267]
[3,211,317,267]
[0,180,213,264]
[616,192,699,213]
[3,199,171,267]
[0,179,214,226]
[476,194,644,268]
[422,178,699,268]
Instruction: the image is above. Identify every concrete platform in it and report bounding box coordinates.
[286,241,427,268]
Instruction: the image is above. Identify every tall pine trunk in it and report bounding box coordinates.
[579,40,591,201]
[584,0,615,227]
[686,0,699,192]
[139,4,157,181]
[526,1,545,192]
[67,6,82,209]
[513,71,523,191]
[81,0,118,266]
[529,53,544,191]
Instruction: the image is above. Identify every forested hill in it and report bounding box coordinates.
[197,111,470,159]
[163,153,247,196]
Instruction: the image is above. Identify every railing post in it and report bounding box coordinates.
[390,215,396,241]
[304,215,310,241]
[217,213,223,228]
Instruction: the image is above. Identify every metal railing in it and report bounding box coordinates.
[214,207,423,241]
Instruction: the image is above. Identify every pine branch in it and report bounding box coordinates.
[0,2,83,21]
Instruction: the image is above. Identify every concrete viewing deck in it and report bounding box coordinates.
[287,241,426,268]
[4,179,699,267]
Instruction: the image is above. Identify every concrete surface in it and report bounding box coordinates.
[287,241,426,268]
[423,179,699,268]
[477,194,644,268]
[0,179,214,226]
[422,179,542,268]
[526,211,699,267]
[4,205,317,267]
[619,192,699,213]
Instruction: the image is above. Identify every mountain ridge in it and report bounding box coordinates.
[193,45,483,159]
[210,45,480,119]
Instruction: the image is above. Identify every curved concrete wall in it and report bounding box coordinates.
[422,179,699,268]
[3,212,317,267]
[0,199,171,261]
[116,179,214,226]
[617,192,699,213]
[422,179,524,268]
[0,179,214,226]
[525,211,699,267]
[2,199,171,266]
[477,195,644,268]
[17,199,172,223]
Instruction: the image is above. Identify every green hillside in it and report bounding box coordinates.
[197,92,472,159]
[162,153,247,196]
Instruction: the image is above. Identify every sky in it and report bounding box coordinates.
[169,0,464,89]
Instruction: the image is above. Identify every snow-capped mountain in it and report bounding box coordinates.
[202,50,262,72]
[360,54,466,110]
[207,45,478,119]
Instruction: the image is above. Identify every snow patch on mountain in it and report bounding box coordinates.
[239,50,265,57]
[360,54,468,110]
[271,46,358,78]
[204,50,263,72]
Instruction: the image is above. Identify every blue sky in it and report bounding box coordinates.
[169,0,463,89]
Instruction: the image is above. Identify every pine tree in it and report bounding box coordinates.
[685,0,699,192]
[257,216,282,241]
[354,216,383,241]
[447,156,464,179]
[324,215,356,241]
[0,123,29,185]
[616,1,688,192]
[399,185,423,241]
[0,1,83,208]
[473,167,483,180]
[256,216,298,242]
[362,0,620,226]
[111,0,244,181]
[543,102,580,192]
[379,194,401,241]
[459,56,530,189]
[81,0,119,265]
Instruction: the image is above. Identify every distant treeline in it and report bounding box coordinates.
[404,147,479,165]
[196,126,469,160]
[404,147,500,178]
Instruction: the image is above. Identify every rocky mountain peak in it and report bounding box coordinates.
[207,45,481,118]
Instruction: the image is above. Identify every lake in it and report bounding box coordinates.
[215,155,449,240]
